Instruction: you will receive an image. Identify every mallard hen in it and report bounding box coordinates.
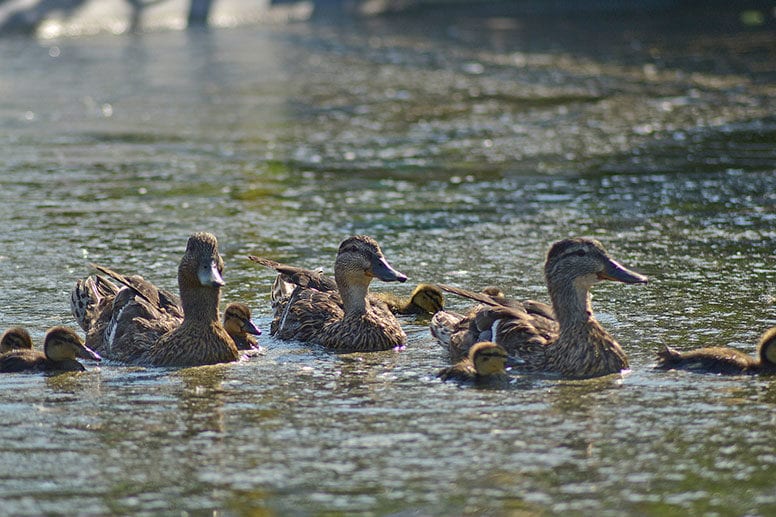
[431,237,647,379]
[70,232,240,366]
[248,235,409,352]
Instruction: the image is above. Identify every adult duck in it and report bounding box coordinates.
[223,302,262,351]
[0,326,101,373]
[655,326,776,375]
[248,235,408,352]
[437,341,511,384]
[0,326,33,353]
[70,232,239,366]
[431,237,647,379]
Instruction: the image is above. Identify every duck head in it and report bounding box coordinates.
[44,326,101,363]
[223,302,262,342]
[470,341,510,376]
[335,235,407,286]
[0,326,33,353]
[545,238,648,291]
[757,327,776,367]
[408,283,445,314]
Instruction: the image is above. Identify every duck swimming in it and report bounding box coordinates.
[70,232,240,367]
[372,283,445,316]
[0,327,33,353]
[248,235,408,352]
[223,302,262,351]
[0,326,101,373]
[437,341,511,383]
[655,326,776,375]
[431,237,647,379]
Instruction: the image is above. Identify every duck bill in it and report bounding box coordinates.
[76,344,102,362]
[370,256,408,283]
[505,355,525,368]
[245,320,262,336]
[199,261,225,287]
[598,259,648,284]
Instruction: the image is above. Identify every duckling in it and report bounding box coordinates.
[223,302,262,351]
[70,232,240,366]
[0,327,33,353]
[0,326,101,373]
[437,341,511,383]
[431,237,647,379]
[372,283,445,316]
[655,327,776,375]
[248,235,408,352]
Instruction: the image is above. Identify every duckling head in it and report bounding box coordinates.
[757,326,776,366]
[470,341,509,376]
[335,235,407,288]
[545,238,648,291]
[481,286,505,298]
[408,283,445,314]
[223,302,262,339]
[43,326,101,363]
[0,327,33,353]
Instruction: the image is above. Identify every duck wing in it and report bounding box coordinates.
[248,255,337,292]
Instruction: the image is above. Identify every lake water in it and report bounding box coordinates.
[0,4,774,515]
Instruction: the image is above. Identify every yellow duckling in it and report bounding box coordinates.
[222,302,262,351]
[372,283,444,316]
[437,341,511,383]
[431,237,647,379]
[656,326,776,375]
[70,232,240,366]
[0,326,101,373]
[248,235,408,352]
[0,326,33,353]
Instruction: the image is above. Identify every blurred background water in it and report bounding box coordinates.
[0,1,774,515]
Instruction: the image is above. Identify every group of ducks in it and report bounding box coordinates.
[1,231,774,382]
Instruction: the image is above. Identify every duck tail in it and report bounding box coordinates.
[430,310,464,346]
[655,344,682,369]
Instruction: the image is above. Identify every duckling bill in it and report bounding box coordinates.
[437,341,513,384]
[0,326,100,373]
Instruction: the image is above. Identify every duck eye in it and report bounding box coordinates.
[576,249,587,257]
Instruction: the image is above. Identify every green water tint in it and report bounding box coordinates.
[0,5,775,515]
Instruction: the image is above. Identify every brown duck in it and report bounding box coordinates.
[437,341,511,383]
[430,237,647,379]
[70,232,240,367]
[656,326,776,375]
[371,283,444,316]
[223,302,262,351]
[248,235,409,352]
[0,326,33,353]
[0,326,101,373]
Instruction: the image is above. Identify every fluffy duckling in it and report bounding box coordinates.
[70,232,239,366]
[431,237,647,379]
[223,302,262,351]
[437,341,511,383]
[0,326,100,373]
[656,327,776,375]
[0,327,33,353]
[249,235,408,352]
[372,283,445,316]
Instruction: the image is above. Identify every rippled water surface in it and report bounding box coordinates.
[1,4,775,515]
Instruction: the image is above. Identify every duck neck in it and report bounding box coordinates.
[335,271,369,315]
[180,284,221,326]
[548,278,595,335]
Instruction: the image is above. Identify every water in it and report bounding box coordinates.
[1,4,775,515]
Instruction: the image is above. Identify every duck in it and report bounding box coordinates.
[371,283,445,316]
[655,326,776,375]
[223,302,262,351]
[430,237,648,379]
[0,326,101,373]
[70,232,240,367]
[248,235,409,352]
[437,341,511,383]
[0,326,33,353]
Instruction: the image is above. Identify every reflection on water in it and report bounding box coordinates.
[0,3,775,515]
